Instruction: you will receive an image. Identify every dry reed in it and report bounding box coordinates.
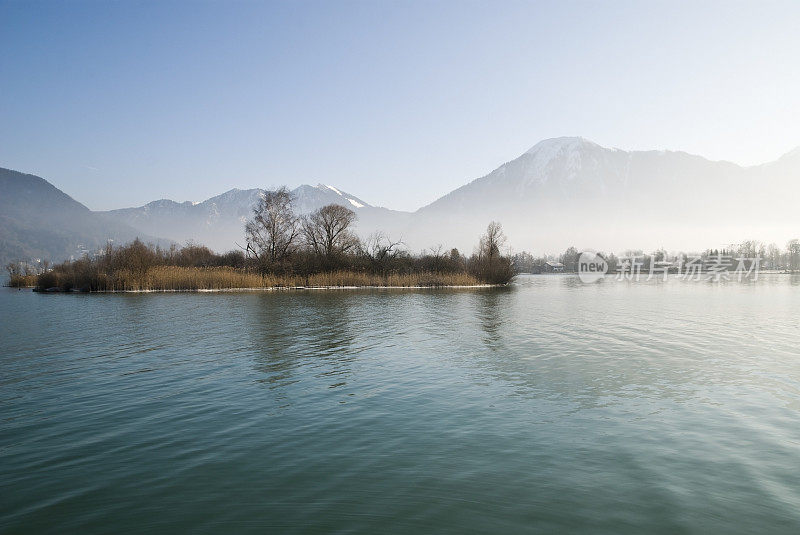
[40,266,483,291]
[7,274,38,287]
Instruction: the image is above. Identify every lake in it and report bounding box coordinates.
[2,274,800,533]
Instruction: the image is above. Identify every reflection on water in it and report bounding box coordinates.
[475,288,510,348]
[1,276,800,533]
[249,293,358,392]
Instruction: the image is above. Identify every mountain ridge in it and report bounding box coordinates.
[0,167,169,267]
[3,136,799,264]
[101,183,409,252]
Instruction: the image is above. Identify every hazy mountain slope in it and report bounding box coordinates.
[105,189,262,252]
[0,167,168,266]
[419,137,749,213]
[99,138,800,254]
[410,137,799,252]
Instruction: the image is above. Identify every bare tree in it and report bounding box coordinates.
[738,240,764,259]
[245,187,300,270]
[5,262,19,278]
[470,221,514,284]
[302,204,359,263]
[788,239,800,272]
[428,244,445,271]
[479,221,507,263]
[362,232,403,273]
[767,243,780,269]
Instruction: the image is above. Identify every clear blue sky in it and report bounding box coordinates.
[2,0,799,211]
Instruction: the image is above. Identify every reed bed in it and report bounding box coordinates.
[303,270,480,288]
[7,274,38,287]
[37,266,483,291]
[125,267,267,291]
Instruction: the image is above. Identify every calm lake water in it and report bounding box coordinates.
[2,274,800,533]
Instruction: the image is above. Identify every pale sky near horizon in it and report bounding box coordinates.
[2,0,799,212]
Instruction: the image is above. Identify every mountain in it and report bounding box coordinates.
[6,137,799,262]
[410,137,800,252]
[102,184,410,252]
[421,137,748,211]
[96,137,800,253]
[0,167,169,267]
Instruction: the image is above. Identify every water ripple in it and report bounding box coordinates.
[2,277,800,533]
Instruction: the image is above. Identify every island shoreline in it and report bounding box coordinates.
[26,283,505,294]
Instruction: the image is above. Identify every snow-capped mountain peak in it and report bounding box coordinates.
[292,184,372,212]
[314,183,366,207]
[508,136,616,189]
[103,183,378,250]
[318,183,343,195]
[524,136,599,157]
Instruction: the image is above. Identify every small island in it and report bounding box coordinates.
[9,188,514,292]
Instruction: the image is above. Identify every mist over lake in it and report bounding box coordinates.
[3,274,800,534]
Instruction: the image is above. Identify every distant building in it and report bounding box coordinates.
[544,261,565,273]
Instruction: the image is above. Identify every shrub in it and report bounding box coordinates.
[37,271,58,290]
